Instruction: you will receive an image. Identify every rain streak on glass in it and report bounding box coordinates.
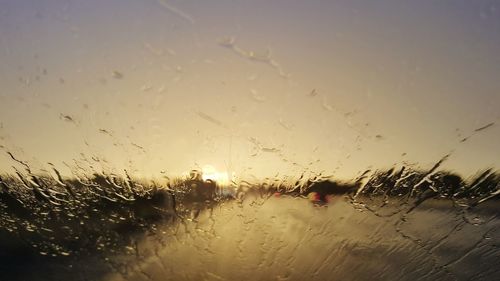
[0,0,499,281]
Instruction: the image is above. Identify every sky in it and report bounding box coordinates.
[0,0,499,181]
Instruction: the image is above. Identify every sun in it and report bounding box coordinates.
[201,165,230,186]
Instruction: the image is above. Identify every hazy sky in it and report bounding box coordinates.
[0,0,499,180]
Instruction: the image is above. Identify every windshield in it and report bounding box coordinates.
[0,1,499,280]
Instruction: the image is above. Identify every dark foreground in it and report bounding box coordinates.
[2,195,499,281]
[1,168,499,281]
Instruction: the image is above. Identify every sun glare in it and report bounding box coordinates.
[202,165,231,186]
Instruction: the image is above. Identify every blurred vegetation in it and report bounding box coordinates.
[0,167,498,263]
[355,167,499,205]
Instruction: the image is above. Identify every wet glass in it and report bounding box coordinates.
[0,0,499,280]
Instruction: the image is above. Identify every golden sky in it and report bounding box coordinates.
[0,0,499,180]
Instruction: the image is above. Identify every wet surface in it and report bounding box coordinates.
[104,197,499,281]
[1,1,500,280]
[1,171,499,281]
